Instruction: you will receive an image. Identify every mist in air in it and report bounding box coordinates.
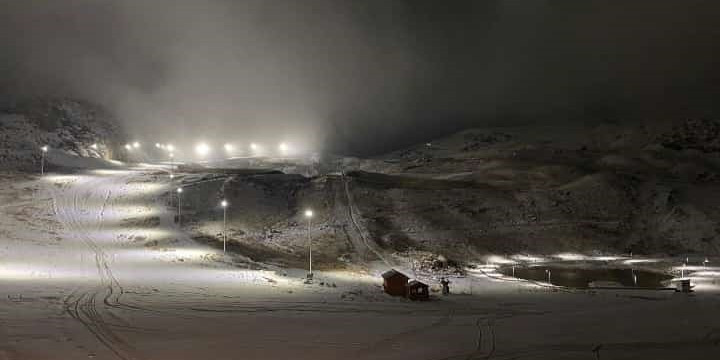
[1,0,719,155]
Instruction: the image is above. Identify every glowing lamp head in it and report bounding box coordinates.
[224,143,234,152]
[41,145,48,152]
[278,142,289,153]
[169,174,175,179]
[132,141,140,148]
[166,144,174,152]
[91,143,98,149]
[125,144,132,150]
[155,143,160,148]
[169,153,174,159]
[195,142,210,157]
[304,209,313,218]
[177,187,183,194]
[221,200,228,208]
[250,143,258,151]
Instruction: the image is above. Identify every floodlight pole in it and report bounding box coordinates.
[308,216,312,274]
[223,205,227,253]
[681,263,686,278]
[177,188,182,226]
[40,146,48,175]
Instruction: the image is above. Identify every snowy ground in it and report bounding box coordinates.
[1,165,720,359]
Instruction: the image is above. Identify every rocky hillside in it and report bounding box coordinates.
[0,98,125,171]
[176,119,720,268]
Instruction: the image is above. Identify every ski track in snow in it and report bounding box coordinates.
[2,165,718,360]
[50,172,145,360]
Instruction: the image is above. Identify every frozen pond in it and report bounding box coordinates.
[500,265,673,288]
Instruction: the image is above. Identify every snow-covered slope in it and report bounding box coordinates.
[0,98,125,171]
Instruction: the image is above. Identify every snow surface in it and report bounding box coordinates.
[1,159,720,359]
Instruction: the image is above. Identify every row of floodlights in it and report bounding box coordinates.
[124,141,293,156]
[193,142,291,156]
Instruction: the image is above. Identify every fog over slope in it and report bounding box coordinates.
[1,1,719,155]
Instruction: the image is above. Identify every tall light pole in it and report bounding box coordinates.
[169,152,175,177]
[221,200,228,253]
[176,187,183,225]
[40,145,48,175]
[305,209,314,278]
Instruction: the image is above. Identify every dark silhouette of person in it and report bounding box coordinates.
[440,278,450,295]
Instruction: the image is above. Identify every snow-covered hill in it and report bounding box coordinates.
[180,120,720,267]
[0,98,125,171]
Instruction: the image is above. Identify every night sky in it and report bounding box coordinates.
[1,0,719,154]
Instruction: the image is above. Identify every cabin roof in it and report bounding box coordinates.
[381,269,409,280]
[407,280,428,288]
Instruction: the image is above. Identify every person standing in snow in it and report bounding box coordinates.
[440,278,450,295]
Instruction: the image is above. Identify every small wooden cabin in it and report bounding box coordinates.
[406,280,429,301]
[382,269,409,296]
[676,279,693,293]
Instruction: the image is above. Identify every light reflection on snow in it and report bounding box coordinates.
[90,169,132,176]
[553,253,587,261]
[485,255,517,265]
[592,256,625,261]
[622,258,661,264]
[670,265,715,272]
[43,174,79,183]
[320,271,379,285]
[0,262,88,282]
[511,254,546,263]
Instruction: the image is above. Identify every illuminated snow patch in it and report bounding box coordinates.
[554,253,587,261]
[691,270,720,277]
[0,263,88,282]
[671,265,709,272]
[591,256,625,261]
[511,254,546,263]
[485,255,517,265]
[90,169,132,176]
[43,174,80,183]
[622,258,661,264]
[319,271,379,285]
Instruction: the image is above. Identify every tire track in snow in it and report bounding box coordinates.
[340,170,392,268]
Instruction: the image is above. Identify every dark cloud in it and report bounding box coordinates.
[1,0,719,155]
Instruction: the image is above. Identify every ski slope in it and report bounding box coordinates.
[0,165,719,359]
